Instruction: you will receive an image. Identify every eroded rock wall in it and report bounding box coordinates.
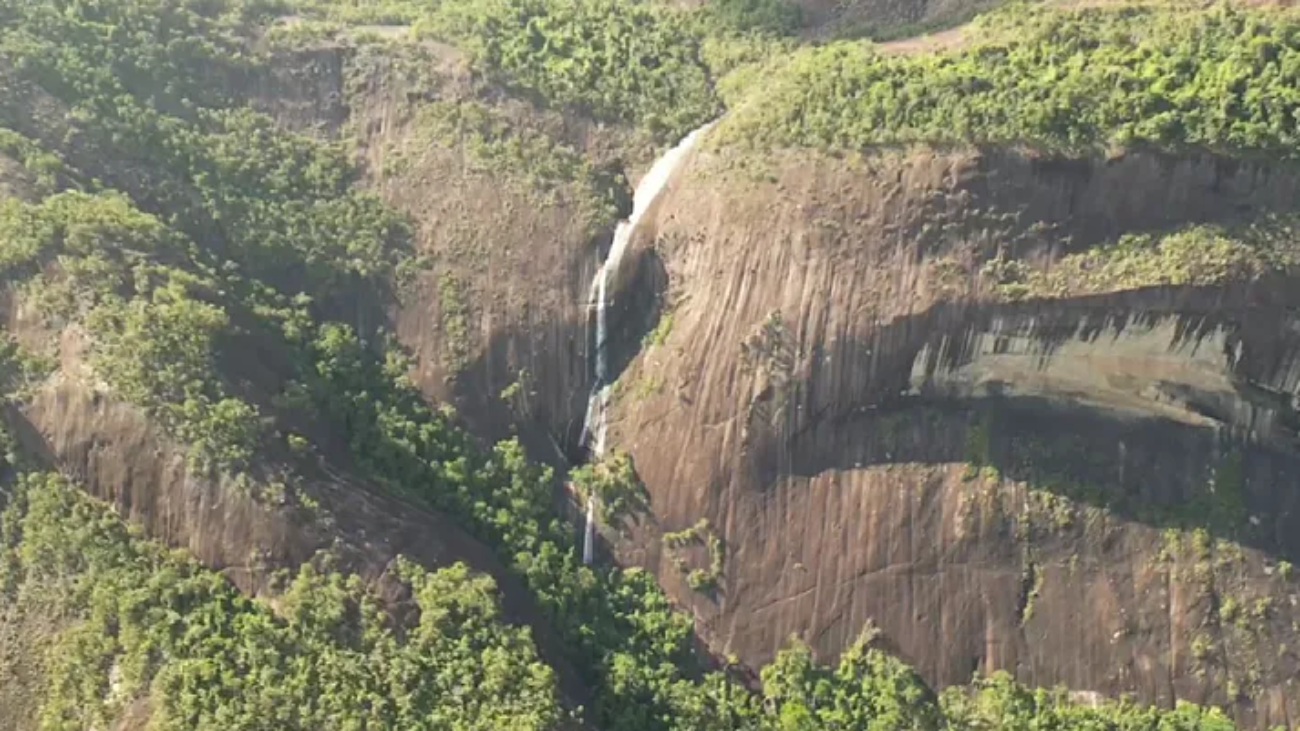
[607,144,1300,727]
[5,372,590,705]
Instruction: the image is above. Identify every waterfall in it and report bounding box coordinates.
[579,121,716,565]
[583,493,596,565]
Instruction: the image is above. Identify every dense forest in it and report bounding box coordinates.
[722,4,1300,156]
[0,0,1296,729]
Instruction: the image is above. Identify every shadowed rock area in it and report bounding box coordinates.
[600,143,1300,728]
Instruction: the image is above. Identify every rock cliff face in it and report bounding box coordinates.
[11,30,1300,727]
[0,325,590,705]
[315,41,646,466]
[332,57,1300,720]
[597,143,1300,727]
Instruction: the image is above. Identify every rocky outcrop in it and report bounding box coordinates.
[225,45,1300,723]
[318,41,650,467]
[5,373,590,705]
[602,143,1300,728]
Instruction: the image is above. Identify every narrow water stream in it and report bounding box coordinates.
[580,121,716,564]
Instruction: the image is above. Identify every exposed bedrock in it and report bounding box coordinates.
[3,374,592,706]
[598,144,1300,728]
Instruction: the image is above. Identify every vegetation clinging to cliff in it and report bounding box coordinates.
[419,0,721,140]
[0,469,1240,731]
[0,472,563,731]
[0,2,734,728]
[284,0,798,141]
[941,672,1236,731]
[988,217,1300,300]
[722,4,1300,159]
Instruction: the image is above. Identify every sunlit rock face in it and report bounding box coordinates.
[600,144,1300,729]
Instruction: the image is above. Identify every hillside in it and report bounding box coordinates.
[2,0,1300,730]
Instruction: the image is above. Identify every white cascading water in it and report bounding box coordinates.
[580,121,715,565]
[583,494,596,565]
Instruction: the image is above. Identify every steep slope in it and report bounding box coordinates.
[1,0,1297,730]
[584,6,1300,728]
[247,22,660,463]
[0,471,564,731]
[0,4,767,730]
[276,2,1300,727]
[608,144,1300,728]
[0,1,607,725]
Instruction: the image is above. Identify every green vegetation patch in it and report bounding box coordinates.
[761,627,943,731]
[988,218,1300,300]
[283,0,796,133]
[662,518,725,592]
[973,411,1257,541]
[702,0,804,36]
[0,3,734,724]
[417,100,594,189]
[284,0,430,25]
[0,127,63,194]
[0,336,55,402]
[436,272,472,372]
[425,0,721,139]
[570,450,649,524]
[1,191,265,473]
[0,472,563,731]
[413,99,625,232]
[722,4,1300,159]
[941,671,1235,731]
[761,624,1234,730]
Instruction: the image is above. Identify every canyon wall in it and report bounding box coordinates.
[603,143,1300,728]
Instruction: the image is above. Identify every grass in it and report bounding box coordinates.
[990,219,1300,300]
[643,310,675,349]
[630,374,665,402]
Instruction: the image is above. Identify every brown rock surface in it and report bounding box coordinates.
[601,143,1300,728]
[4,373,590,706]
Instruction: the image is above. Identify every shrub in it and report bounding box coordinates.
[721,5,1300,160]
[993,220,1300,300]
[705,0,803,36]
[424,0,720,139]
[1,472,563,731]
